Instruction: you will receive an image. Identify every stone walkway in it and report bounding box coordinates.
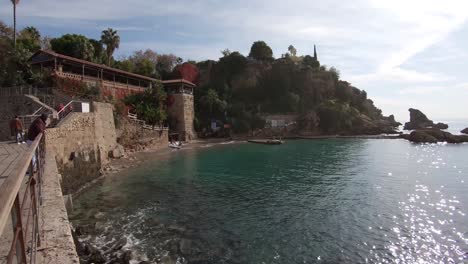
[0,141,28,187]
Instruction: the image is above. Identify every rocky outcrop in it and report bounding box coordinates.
[433,122,448,129]
[403,108,448,130]
[401,128,468,143]
[461,127,468,134]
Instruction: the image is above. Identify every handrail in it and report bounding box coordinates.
[56,100,74,116]
[32,107,44,116]
[127,110,169,131]
[0,133,45,263]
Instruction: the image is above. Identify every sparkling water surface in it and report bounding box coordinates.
[70,139,468,264]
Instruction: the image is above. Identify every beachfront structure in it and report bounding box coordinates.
[263,114,297,128]
[164,79,197,141]
[29,49,196,141]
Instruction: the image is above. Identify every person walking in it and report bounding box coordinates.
[27,113,47,144]
[9,115,25,144]
[27,113,48,169]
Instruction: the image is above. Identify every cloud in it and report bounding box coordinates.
[1,0,468,119]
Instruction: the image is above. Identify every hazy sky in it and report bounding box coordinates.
[1,0,468,122]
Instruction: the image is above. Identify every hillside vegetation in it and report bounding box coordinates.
[193,42,400,136]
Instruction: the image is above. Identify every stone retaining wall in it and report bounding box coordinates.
[117,118,168,150]
[37,150,79,263]
[46,102,117,194]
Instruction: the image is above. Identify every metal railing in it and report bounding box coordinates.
[128,110,169,131]
[0,87,53,98]
[0,133,45,264]
[56,101,86,121]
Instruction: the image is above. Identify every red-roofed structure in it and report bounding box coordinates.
[30,50,197,141]
[30,50,195,100]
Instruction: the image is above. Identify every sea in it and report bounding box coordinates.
[70,135,468,263]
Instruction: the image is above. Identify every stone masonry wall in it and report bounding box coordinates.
[46,102,117,194]
[117,118,168,150]
[93,102,118,165]
[167,94,196,141]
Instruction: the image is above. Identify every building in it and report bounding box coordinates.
[263,114,297,128]
[30,49,196,141]
[164,79,197,141]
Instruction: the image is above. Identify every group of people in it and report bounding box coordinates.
[9,114,48,145]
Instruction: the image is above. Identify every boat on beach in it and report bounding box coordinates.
[169,141,182,149]
[247,139,284,145]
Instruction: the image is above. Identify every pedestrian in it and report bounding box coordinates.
[9,115,25,144]
[27,113,48,144]
[27,113,48,169]
[57,103,64,112]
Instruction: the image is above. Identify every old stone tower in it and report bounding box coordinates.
[163,79,196,141]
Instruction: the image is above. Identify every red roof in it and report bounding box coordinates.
[162,79,196,87]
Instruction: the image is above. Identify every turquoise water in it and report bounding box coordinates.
[70,139,468,263]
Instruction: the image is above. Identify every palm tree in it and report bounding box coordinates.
[11,0,19,48]
[101,28,120,66]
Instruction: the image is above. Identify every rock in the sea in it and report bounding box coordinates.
[402,128,468,143]
[403,108,448,130]
[404,108,433,130]
[433,122,448,130]
[461,127,468,134]
[383,114,402,127]
[408,130,438,143]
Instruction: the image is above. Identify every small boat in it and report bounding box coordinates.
[248,139,284,145]
[169,141,182,149]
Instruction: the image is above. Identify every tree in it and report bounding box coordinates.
[50,34,95,61]
[288,45,297,56]
[248,41,273,61]
[101,28,120,66]
[114,49,160,78]
[329,66,340,81]
[156,53,178,78]
[89,39,105,63]
[17,26,41,52]
[123,83,168,126]
[20,26,40,43]
[201,89,226,117]
[303,55,320,68]
[221,48,231,57]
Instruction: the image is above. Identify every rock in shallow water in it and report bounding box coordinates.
[403,129,468,143]
[461,127,468,134]
[403,108,448,130]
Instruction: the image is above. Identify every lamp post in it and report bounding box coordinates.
[11,0,20,49]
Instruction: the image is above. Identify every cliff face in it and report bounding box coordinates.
[193,55,400,136]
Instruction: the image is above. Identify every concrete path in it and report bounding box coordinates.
[0,141,28,187]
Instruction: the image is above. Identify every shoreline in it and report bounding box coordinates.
[70,138,246,198]
[71,134,403,198]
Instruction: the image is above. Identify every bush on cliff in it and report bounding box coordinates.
[123,83,167,126]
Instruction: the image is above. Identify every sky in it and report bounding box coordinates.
[1,0,468,122]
